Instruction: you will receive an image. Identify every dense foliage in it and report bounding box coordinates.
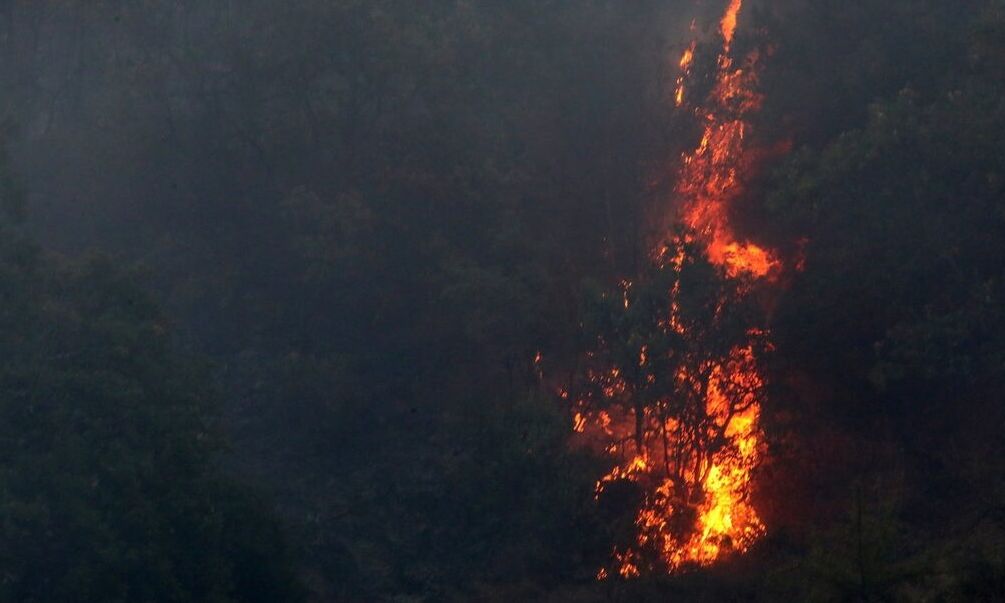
[1,0,1004,600]
[0,146,303,601]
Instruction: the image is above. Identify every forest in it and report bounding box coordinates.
[1,0,1004,601]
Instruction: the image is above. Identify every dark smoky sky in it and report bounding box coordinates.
[1,1,711,256]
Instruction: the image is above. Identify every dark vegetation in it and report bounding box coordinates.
[1,0,1004,600]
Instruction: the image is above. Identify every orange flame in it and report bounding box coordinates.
[674,42,696,107]
[578,0,784,577]
[721,0,743,47]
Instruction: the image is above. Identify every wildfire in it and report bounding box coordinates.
[721,0,744,47]
[678,6,777,279]
[565,0,785,577]
[578,302,769,575]
[674,42,696,107]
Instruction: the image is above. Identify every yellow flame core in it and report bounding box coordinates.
[580,0,781,578]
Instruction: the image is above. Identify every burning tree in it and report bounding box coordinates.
[554,0,788,577]
[567,231,769,577]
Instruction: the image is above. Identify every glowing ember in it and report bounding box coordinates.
[565,0,787,577]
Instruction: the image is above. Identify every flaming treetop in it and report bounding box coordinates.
[566,0,785,577]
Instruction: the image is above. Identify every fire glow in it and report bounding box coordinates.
[568,0,783,577]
